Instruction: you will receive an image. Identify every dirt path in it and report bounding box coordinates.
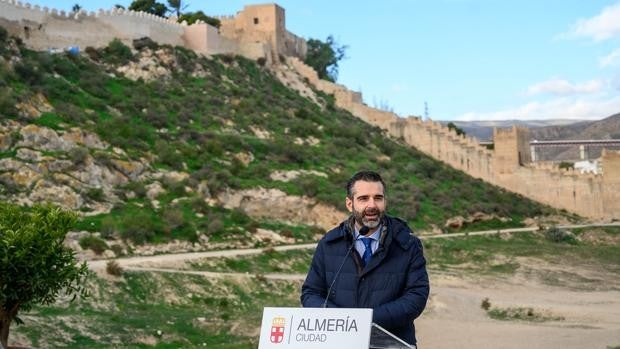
[88,243,317,270]
[87,222,620,271]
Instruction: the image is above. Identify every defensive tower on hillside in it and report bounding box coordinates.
[493,126,532,174]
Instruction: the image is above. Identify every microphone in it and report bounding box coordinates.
[322,225,369,308]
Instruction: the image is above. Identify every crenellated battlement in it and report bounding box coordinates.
[0,1,305,60]
[286,55,618,220]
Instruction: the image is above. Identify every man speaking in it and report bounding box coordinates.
[301,171,429,347]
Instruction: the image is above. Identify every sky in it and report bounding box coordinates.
[25,0,620,121]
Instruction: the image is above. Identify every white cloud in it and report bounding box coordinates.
[525,78,604,96]
[565,2,620,41]
[600,48,620,67]
[454,95,620,121]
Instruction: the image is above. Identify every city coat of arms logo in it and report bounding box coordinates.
[270,316,286,344]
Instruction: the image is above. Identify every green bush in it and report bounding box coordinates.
[100,216,117,239]
[119,211,158,244]
[102,38,134,65]
[544,227,577,244]
[68,147,90,166]
[0,26,8,44]
[207,217,224,235]
[162,207,185,234]
[79,235,108,255]
[132,37,157,51]
[106,260,123,276]
[85,187,105,202]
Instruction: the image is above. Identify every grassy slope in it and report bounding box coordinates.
[0,35,564,249]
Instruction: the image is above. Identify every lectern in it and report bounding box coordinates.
[258,307,415,349]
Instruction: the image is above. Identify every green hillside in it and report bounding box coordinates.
[0,31,561,250]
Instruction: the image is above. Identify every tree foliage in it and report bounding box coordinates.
[128,0,168,17]
[304,35,347,82]
[447,122,466,136]
[167,0,188,17]
[0,203,89,348]
[178,10,221,28]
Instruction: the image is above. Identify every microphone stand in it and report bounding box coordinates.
[321,225,369,308]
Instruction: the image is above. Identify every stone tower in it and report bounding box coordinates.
[602,150,620,219]
[218,4,286,60]
[493,126,531,174]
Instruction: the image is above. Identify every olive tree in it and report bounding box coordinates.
[0,203,89,348]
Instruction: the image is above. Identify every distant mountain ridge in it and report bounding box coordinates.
[446,114,620,141]
[530,113,620,141]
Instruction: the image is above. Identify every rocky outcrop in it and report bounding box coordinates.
[15,93,54,119]
[217,187,346,230]
[0,122,150,213]
[444,212,510,229]
[270,169,328,182]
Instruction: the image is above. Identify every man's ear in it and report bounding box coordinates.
[345,196,353,213]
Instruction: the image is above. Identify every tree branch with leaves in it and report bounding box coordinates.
[304,35,347,82]
[0,203,90,348]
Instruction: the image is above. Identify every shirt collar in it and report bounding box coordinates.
[354,224,382,241]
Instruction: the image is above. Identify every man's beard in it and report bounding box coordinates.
[352,204,385,230]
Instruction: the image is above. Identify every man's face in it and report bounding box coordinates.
[346,180,386,232]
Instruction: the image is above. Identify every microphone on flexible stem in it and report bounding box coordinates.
[322,225,370,308]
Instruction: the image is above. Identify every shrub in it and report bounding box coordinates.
[68,147,90,166]
[296,176,319,197]
[256,57,266,67]
[110,244,124,257]
[122,181,147,199]
[133,37,157,51]
[106,260,123,276]
[102,38,134,65]
[14,60,43,86]
[481,298,491,310]
[162,207,185,233]
[119,212,157,244]
[85,187,105,202]
[206,217,224,235]
[84,46,100,61]
[162,178,187,197]
[0,88,17,117]
[155,140,184,170]
[0,26,7,43]
[79,235,108,255]
[544,227,577,244]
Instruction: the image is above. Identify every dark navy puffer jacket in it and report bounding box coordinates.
[301,215,430,345]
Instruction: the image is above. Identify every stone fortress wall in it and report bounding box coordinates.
[287,57,620,220]
[0,0,185,49]
[0,0,617,220]
[0,0,306,61]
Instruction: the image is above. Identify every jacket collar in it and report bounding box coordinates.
[324,215,415,251]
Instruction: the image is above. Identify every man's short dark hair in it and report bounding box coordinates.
[346,171,386,198]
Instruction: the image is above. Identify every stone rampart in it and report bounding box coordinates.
[287,56,619,220]
[0,0,185,50]
[0,1,306,62]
